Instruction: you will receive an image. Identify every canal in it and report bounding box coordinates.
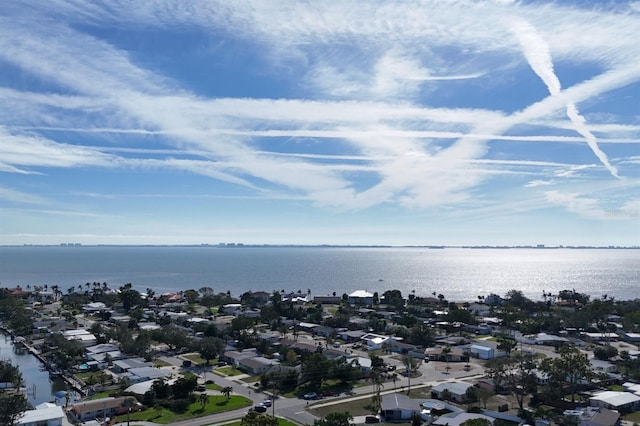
[0,333,67,406]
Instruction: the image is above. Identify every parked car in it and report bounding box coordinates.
[195,385,206,392]
[253,405,267,413]
[365,415,380,423]
[303,392,318,400]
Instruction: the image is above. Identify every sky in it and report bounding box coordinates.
[0,0,639,247]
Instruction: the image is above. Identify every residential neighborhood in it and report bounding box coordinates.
[2,284,640,426]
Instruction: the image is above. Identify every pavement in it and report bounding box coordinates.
[111,350,487,426]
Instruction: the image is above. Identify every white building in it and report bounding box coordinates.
[18,403,65,426]
[348,290,374,306]
[589,391,640,412]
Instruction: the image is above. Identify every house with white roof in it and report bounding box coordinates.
[348,290,374,306]
[62,329,97,347]
[589,391,640,412]
[361,333,391,351]
[432,412,495,426]
[17,402,65,426]
[431,381,475,403]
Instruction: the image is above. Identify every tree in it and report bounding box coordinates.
[313,412,353,426]
[221,386,233,400]
[540,346,591,403]
[0,361,28,426]
[497,338,517,356]
[118,283,142,312]
[593,345,618,361]
[485,352,538,412]
[197,337,224,364]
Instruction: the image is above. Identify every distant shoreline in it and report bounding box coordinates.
[2,244,639,249]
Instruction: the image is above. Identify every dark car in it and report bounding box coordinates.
[365,415,380,423]
[253,405,267,413]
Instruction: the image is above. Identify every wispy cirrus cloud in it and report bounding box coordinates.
[0,0,639,245]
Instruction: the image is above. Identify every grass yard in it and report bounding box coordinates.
[113,394,252,424]
[153,359,172,367]
[88,390,115,400]
[182,353,207,366]
[215,366,244,376]
[206,382,222,391]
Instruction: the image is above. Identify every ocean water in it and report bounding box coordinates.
[1,246,639,302]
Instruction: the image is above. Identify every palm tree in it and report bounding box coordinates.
[199,392,209,407]
[442,345,452,374]
[221,386,233,400]
[122,397,136,426]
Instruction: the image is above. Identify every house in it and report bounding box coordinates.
[348,290,374,306]
[590,359,617,373]
[62,329,97,347]
[624,333,640,343]
[362,333,391,351]
[313,296,342,304]
[424,347,466,362]
[70,396,142,422]
[338,330,367,342]
[518,333,569,346]
[589,391,640,412]
[350,356,372,373]
[222,349,258,366]
[432,412,495,426]
[431,381,475,403]
[126,366,170,383]
[563,406,620,426]
[238,356,279,375]
[111,358,151,373]
[581,332,619,342]
[17,402,65,426]
[385,340,419,355]
[381,393,423,421]
[82,302,108,313]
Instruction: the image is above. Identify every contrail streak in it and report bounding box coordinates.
[510,19,620,178]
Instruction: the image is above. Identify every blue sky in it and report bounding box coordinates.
[1,0,639,246]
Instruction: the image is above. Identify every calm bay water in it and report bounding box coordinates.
[1,246,639,301]
[0,333,66,406]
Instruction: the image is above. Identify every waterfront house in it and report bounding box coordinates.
[62,329,97,347]
[348,290,374,306]
[313,296,342,304]
[17,402,65,426]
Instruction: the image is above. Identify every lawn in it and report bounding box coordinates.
[182,353,207,366]
[215,366,244,376]
[113,394,252,424]
[206,382,222,391]
[624,411,640,423]
[153,359,172,367]
[88,390,115,400]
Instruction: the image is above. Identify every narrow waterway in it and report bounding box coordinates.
[0,333,66,406]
